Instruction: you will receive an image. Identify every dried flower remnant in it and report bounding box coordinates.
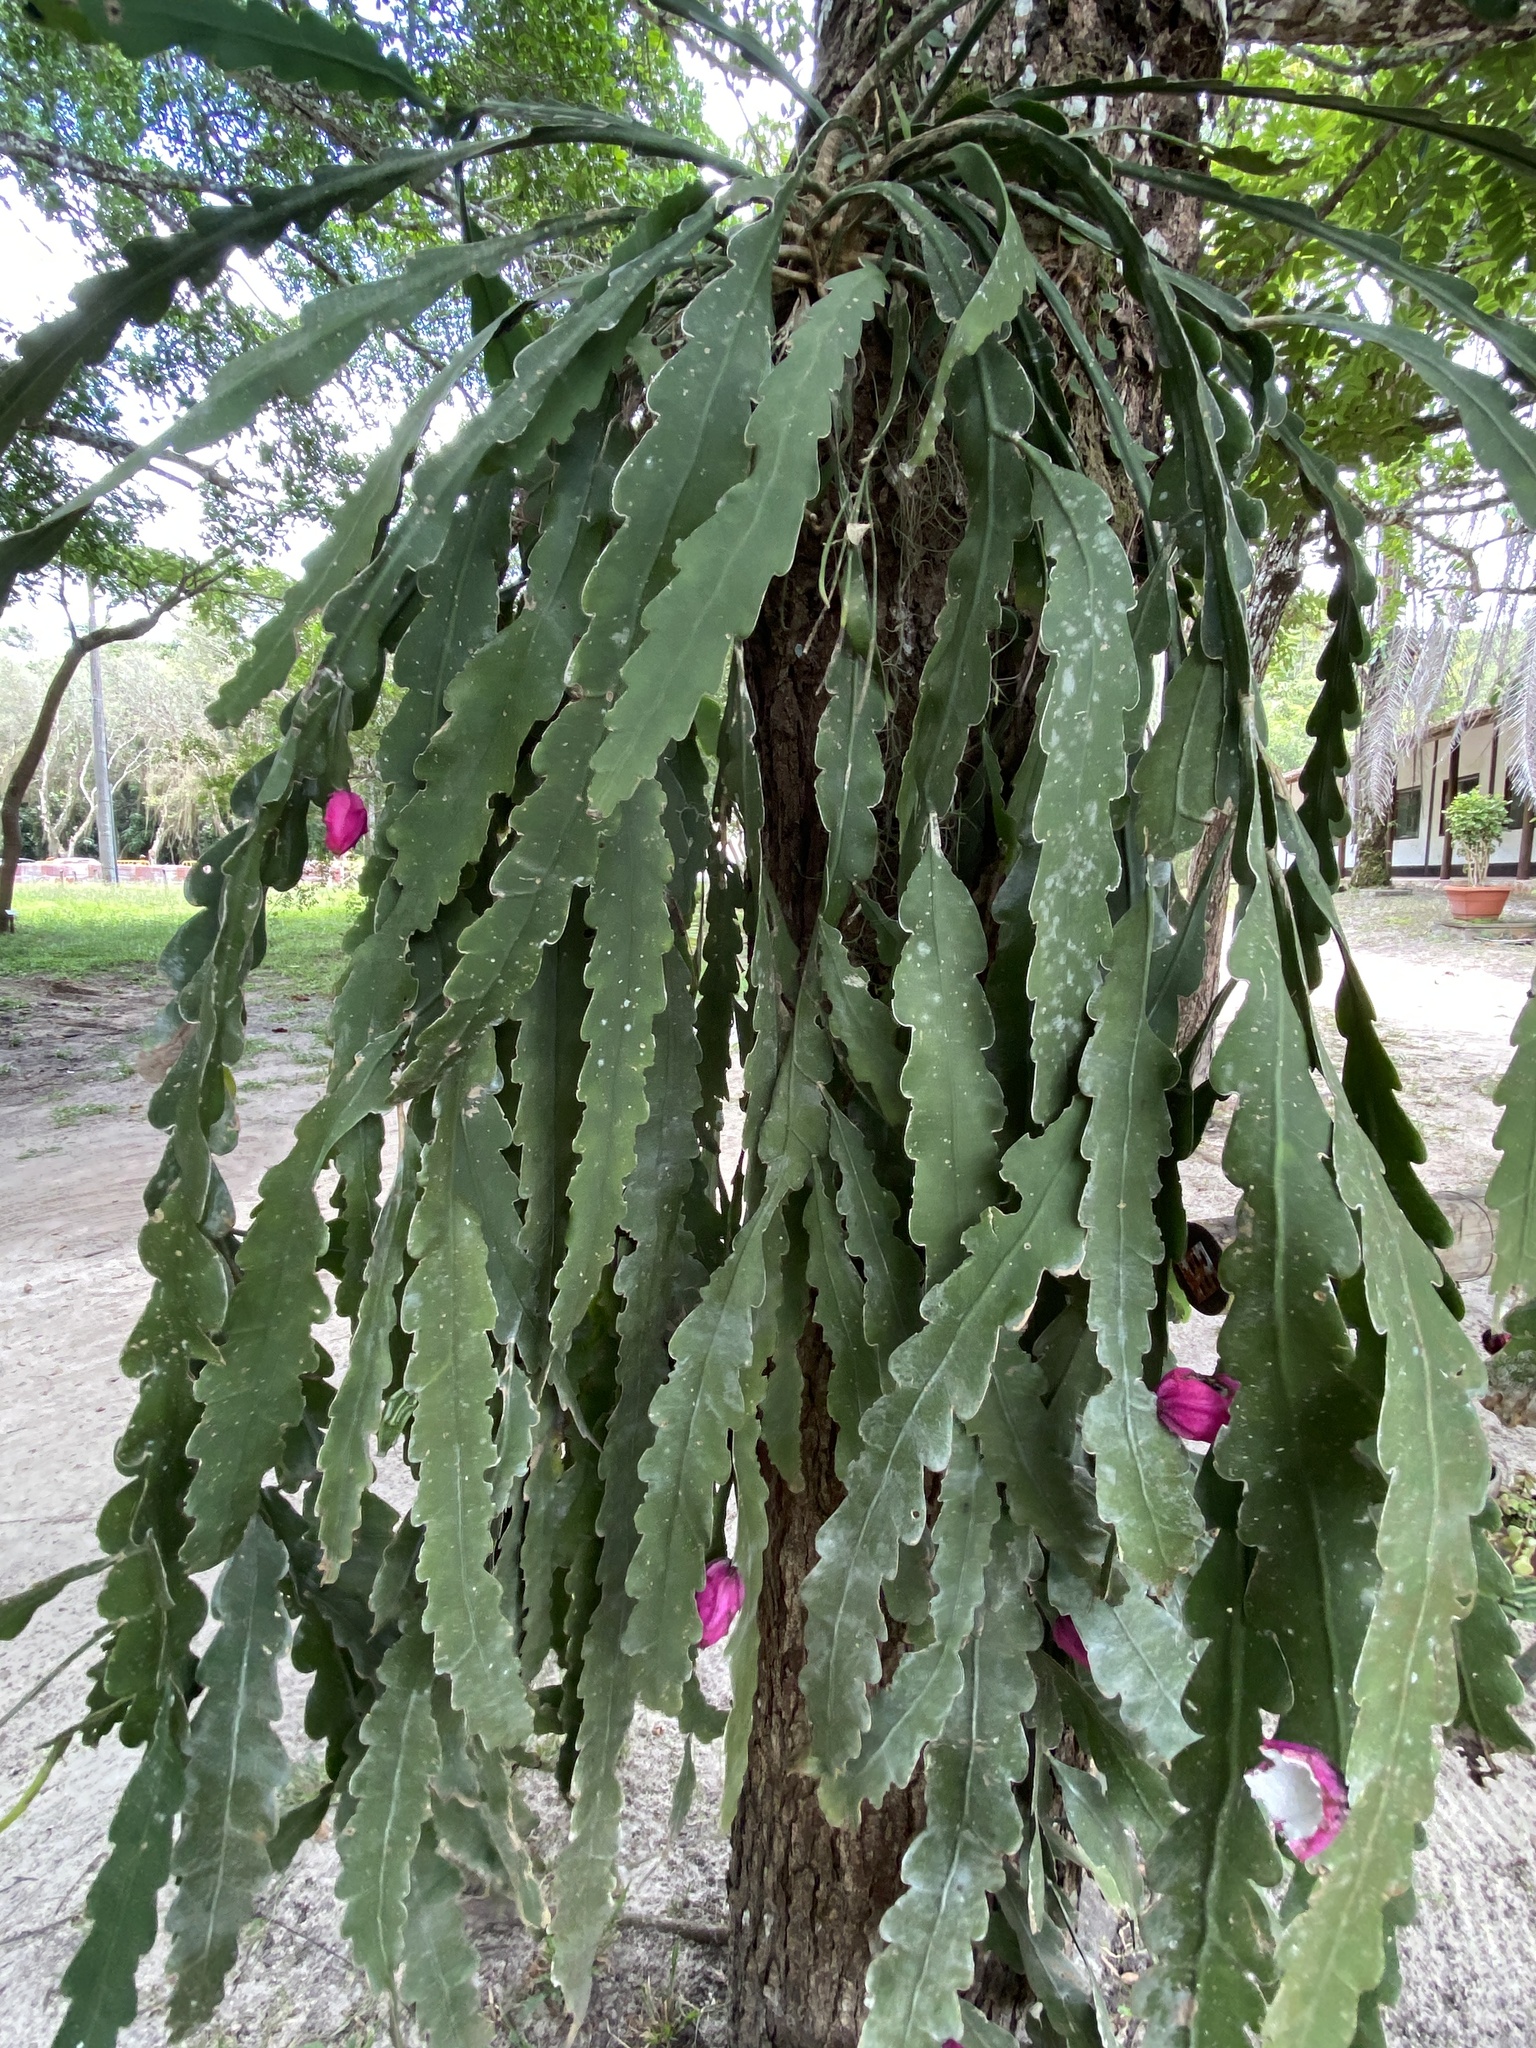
[1245,1739,1349,1861]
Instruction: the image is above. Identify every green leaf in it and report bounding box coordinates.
[403,698,603,1096]
[1288,314,1536,530]
[806,1164,884,1477]
[183,1035,399,1569]
[385,400,618,938]
[467,95,751,179]
[15,232,560,636]
[906,146,1034,473]
[51,1695,184,2048]
[1054,1565,1196,1764]
[550,778,674,1356]
[565,183,789,706]
[404,1043,534,1753]
[862,1518,1036,2048]
[400,1825,492,2048]
[1211,852,1381,1765]
[815,570,888,921]
[893,825,1005,1284]
[377,468,515,834]
[1453,1504,1534,1758]
[588,259,887,816]
[36,0,425,100]
[337,1621,440,1994]
[801,1106,1086,1775]
[973,1312,1103,1574]
[827,1101,923,1367]
[1489,978,1536,1305]
[819,1431,999,1826]
[1138,1477,1288,2048]
[819,920,907,1128]
[1262,1058,1492,2048]
[1024,450,1140,1122]
[897,342,1035,840]
[1133,652,1238,860]
[0,149,460,468]
[505,899,590,1401]
[649,0,826,115]
[166,1516,291,2033]
[1079,892,1204,1588]
[624,1167,798,1713]
[1074,76,1536,196]
[316,1129,421,1580]
[0,1556,108,1641]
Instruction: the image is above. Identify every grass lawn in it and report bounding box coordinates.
[0,882,364,995]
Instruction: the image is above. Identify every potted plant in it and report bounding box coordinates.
[1445,788,1512,919]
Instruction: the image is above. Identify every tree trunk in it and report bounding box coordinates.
[1352,809,1391,888]
[724,1,1224,2037]
[0,640,90,931]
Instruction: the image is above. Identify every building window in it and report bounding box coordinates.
[1439,772,1480,830]
[1393,787,1422,838]
[1504,772,1527,832]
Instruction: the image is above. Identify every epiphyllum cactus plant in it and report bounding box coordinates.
[3,2,1536,2047]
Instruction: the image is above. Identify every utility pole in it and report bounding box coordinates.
[86,577,118,883]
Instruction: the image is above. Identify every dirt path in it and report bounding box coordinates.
[1,881,1534,2046]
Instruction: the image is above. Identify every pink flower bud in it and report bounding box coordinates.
[1155,1366,1238,1445]
[1245,1738,1348,1861]
[696,1557,744,1648]
[324,788,368,854]
[1051,1614,1090,1668]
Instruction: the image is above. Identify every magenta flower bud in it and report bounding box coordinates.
[1155,1366,1238,1445]
[696,1557,744,1648]
[1245,1738,1348,1861]
[324,788,368,854]
[1051,1614,1090,1669]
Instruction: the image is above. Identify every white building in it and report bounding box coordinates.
[1364,704,1531,878]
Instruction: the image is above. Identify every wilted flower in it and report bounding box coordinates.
[696,1557,744,1647]
[324,788,368,854]
[1155,1366,1238,1445]
[1051,1614,1090,1668]
[1245,1738,1348,1861]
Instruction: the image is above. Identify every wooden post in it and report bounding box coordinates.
[1439,737,1460,879]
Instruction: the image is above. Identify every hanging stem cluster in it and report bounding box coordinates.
[3,7,1536,2048]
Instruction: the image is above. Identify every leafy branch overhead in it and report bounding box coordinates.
[4,4,1534,2047]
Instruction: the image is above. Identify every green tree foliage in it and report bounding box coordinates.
[0,0,706,594]
[3,8,1535,2048]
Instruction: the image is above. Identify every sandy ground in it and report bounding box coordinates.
[1,878,1534,2046]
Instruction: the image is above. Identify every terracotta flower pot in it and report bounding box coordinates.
[1446,882,1511,921]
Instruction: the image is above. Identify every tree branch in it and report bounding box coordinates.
[37,418,240,493]
[1231,0,1536,48]
[0,129,250,208]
